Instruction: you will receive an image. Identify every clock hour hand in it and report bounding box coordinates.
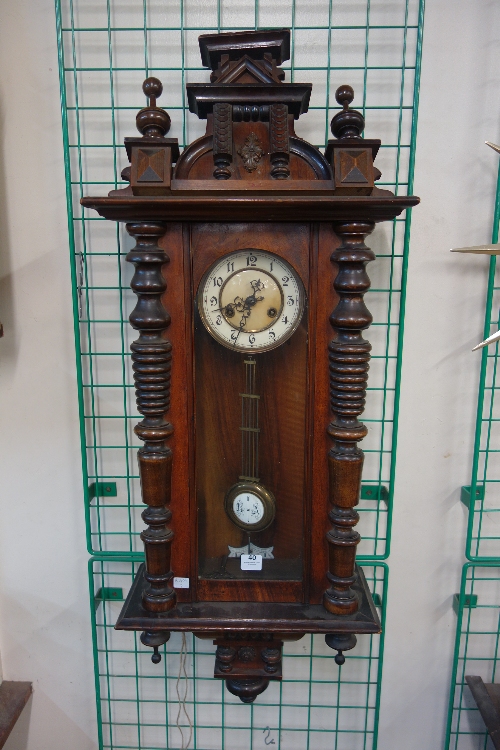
[234,279,265,324]
[224,279,265,347]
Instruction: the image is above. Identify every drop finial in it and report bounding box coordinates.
[141,629,170,665]
[334,651,346,666]
[330,85,365,139]
[136,77,171,138]
[325,632,357,666]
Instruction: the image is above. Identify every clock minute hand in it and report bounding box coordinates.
[239,279,265,323]
[230,279,265,347]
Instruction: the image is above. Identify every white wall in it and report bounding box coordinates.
[379,1,500,747]
[0,1,499,748]
[0,2,98,749]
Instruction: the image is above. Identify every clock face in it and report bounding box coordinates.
[224,481,276,532]
[198,250,305,353]
[233,493,264,524]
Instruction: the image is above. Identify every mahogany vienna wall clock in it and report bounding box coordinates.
[82,28,419,703]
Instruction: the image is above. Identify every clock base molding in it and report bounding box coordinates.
[116,563,379,699]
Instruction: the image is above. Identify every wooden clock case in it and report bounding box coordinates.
[82,28,419,703]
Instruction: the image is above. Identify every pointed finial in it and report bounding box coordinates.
[486,141,500,155]
[330,85,365,140]
[136,77,171,138]
[472,328,500,351]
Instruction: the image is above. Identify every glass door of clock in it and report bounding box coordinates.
[193,246,309,602]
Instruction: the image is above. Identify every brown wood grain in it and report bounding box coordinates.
[198,579,303,603]
[82,192,418,224]
[158,224,193,603]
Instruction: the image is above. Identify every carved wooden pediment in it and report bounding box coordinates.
[211,54,284,85]
[178,29,329,181]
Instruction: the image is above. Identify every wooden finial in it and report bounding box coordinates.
[336,84,354,108]
[330,85,365,140]
[136,77,171,138]
[143,76,163,107]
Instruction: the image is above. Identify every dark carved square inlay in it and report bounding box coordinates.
[338,149,370,184]
[137,148,164,182]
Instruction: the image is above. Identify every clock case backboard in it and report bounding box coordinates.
[82,28,418,701]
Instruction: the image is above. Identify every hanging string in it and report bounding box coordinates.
[175,633,193,749]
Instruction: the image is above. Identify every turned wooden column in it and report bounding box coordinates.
[323,219,375,616]
[269,103,290,179]
[213,102,233,180]
[126,221,176,616]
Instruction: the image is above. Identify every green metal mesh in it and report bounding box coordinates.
[445,563,500,750]
[465,160,500,561]
[445,155,500,750]
[91,560,387,750]
[55,1,424,747]
[56,0,425,561]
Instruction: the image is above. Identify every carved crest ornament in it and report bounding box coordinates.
[238,132,265,172]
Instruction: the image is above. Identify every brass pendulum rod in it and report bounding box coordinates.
[239,356,260,483]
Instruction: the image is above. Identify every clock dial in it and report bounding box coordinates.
[224,481,276,533]
[198,250,305,353]
[233,493,264,524]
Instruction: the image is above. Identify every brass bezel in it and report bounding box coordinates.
[224,481,276,533]
[197,249,306,354]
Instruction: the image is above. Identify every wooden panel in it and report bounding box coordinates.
[181,119,319,181]
[191,223,311,289]
[198,579,303,603]
[158,224,193,603]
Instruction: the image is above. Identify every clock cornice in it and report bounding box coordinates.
[81,190,419,224]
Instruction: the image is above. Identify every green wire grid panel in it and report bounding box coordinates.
[55,0,425,558]
[445,563,500,750]
[90,559,387,750]
[465,161,500,561]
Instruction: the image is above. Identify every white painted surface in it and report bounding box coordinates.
[0,2,97,748]
[378,1,500,747]
[0,0,498,748]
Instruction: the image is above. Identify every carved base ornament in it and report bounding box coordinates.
[82,28,418,702]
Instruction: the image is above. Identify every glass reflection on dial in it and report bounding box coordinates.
[232,492,265,525]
